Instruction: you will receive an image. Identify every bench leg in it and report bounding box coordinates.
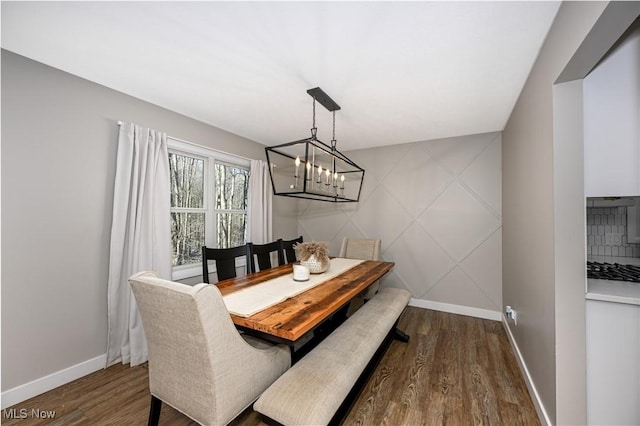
[149,395,162,426]
[393,327,410,343]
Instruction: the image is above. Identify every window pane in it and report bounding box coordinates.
[170,153,204,208]
[215,163,249,210]
[171,212,205,266]
[216,213,247,248]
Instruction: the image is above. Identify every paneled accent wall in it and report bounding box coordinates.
[297,132,502,314]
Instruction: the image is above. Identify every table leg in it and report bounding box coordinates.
[393,327,409,343]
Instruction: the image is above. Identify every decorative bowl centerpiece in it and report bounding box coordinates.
[295,241,330,274]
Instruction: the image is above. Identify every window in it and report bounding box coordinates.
[168,138,250,279]
[214,162,249,248]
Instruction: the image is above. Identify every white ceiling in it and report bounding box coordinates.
[1,1,560,151]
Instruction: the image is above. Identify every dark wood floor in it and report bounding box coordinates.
[3,307,540,426]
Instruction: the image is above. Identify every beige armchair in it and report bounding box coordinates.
[339,238,382,315]
[128,271,290,426]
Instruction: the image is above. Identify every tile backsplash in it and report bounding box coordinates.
[587,206,640,257]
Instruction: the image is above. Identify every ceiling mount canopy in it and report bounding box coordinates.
[265,87,365,203]
[306,87,341,112]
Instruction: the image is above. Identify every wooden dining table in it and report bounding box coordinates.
[216,259,395,346]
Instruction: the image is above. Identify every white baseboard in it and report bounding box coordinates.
[409,298,502,321]
[1,354,107,409]
[502,316,552,426]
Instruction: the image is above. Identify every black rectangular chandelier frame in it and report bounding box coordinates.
[265,87,365,203]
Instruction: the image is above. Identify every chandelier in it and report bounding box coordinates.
[265,87,365,202]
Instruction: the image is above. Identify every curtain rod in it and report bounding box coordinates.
[116,120,255,163]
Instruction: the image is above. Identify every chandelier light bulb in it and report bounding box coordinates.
[294,156,300,179]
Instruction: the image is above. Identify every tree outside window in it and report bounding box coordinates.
[215,163,249,248]
[169,150,249,269]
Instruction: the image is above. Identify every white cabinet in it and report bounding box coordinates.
[584,26,640,197]
[586,299,640,425]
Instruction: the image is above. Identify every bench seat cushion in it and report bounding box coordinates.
[254,287,411,425]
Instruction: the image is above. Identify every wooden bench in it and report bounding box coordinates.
[253,287,411,425]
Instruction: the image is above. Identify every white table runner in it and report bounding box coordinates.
[222,258,364,317]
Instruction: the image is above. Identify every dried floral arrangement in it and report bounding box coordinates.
[294,241,330,267]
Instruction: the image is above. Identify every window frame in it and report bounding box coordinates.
[168,137,251,280]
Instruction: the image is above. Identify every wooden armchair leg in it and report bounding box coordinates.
[148,395,162,426]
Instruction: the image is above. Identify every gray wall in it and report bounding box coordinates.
[1,50,297,392]
[297,132,503,316]
[552,79,588,426]
[502,2,611,424]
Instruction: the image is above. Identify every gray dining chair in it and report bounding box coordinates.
[129,271,290,426]
[339,237,382,315]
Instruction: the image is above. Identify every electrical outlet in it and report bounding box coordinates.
[505,306,518,325]
[605,233,623,246]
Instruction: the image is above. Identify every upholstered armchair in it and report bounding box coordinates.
[129,271,290,426]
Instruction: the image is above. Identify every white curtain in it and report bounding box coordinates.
[248,159,273,244]
[106,122,171,367]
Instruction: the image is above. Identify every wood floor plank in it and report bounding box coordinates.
[396,335,435,410]
[462,317,502,425]
[433,329,468,424]
[3,307,540,426]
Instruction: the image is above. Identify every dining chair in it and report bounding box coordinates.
[280,236,303,264]
[202,244,250,283]
[340,237,381,263]
[339,238,382,313]
[129,271,290,426]
[247,240,285,273]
